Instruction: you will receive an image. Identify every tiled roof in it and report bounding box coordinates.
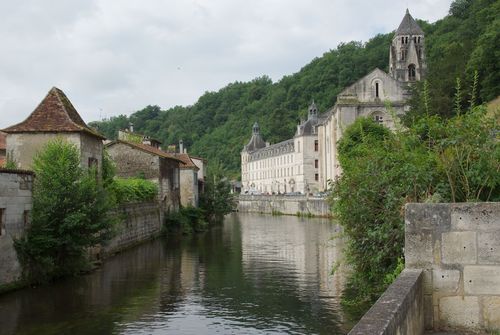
[396,9,424,35]
[0,167,34,175]
[2,87,106,140]
[107,140,183,163]
[175,153,199,170]
[0,131,5,150]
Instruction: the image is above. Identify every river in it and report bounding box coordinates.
[0,213,349,335]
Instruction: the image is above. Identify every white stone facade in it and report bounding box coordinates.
[241,104,321,195]
[241,10,425,193]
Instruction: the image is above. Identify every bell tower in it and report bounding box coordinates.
[389,9,427,82]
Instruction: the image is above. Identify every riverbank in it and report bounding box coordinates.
[237,194,332,217]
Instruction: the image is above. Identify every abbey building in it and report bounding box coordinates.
[241,10,426,194]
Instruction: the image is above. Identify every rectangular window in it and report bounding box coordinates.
[0,208,4,236]
[315,159,319,168]
[315,174,319,181]
[24,210,30,228]
[314,140,318,152]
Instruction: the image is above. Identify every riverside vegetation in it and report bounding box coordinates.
[332,80,499,318]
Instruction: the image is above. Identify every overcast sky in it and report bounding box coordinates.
[0,0,452,128]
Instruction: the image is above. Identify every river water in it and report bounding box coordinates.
[0,213,349,335]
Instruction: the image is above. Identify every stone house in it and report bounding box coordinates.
[0,132,5,167]
[190,155,207,194]
[1,87,106,172]
[106,140,182,212]
[176,153,200,207]
[0,169,34,287]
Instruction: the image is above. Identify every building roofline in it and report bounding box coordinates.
[105,140,183,163]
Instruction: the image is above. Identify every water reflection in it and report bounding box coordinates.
[0,213,348,335]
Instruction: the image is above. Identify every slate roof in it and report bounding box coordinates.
[175,153,199,170]
[396,9,424,35]
[2,87,106,140]
[106,140,183,163]
[0,132,5,150]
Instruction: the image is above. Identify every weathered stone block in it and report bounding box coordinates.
[424,294,433,329]
[464,266,500,295]
[406,232,433,267]
[405,203,451,233]
[478,232,500,264]
[482,297,500,330]
[432,269,460,293]
[439,296,480,330]
[451,202,500,231]
[442,231,477,265]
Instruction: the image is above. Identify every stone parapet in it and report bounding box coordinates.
[405,202,500,333]
[348,269,424,335]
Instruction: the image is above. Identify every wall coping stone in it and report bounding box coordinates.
[349,269,424,335]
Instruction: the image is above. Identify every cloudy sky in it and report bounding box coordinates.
[0,0,452,128]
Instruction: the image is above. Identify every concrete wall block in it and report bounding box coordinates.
[439,296,480,330]
[442,231,477,265]
[482,297,500,330]
[405,232,433,267]
[451,202,500,231]
[405,203,451,233]
[478,232,500,264]
[464,265,500,295]
[432,269,461,293]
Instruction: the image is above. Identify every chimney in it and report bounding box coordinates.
[179,140,184,153]
[184,148,187,154]
[129,122,134,133]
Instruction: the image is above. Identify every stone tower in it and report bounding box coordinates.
[389,9,427,82]
[308,101,318,120]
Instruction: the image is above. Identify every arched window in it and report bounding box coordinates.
[375,82,380,98]
[408,64,416,81]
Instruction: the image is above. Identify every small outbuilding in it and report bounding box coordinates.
[2,87,106,172]
[106,140,182,212]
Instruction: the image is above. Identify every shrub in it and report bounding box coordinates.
[332,103,498,319]
[163,206,208,235]
[14,139,114,283]
[107,178,158,205]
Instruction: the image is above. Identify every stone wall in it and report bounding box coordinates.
[237,195,331,217]
[179,169,198,207]
[101,202,162,257]
[405,202,500,333]
[0,170,33,287]
[348,269,424,335]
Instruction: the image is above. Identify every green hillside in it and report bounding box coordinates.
[90,0,500,178]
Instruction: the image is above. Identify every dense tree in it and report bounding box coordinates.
[14,140,114,283]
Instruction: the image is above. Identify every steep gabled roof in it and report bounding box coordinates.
[2,87,106,139]
[106,140,183,163]
[175,153,199,170]
[396,9,424,35]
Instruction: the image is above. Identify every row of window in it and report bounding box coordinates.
[401,36,421,45]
